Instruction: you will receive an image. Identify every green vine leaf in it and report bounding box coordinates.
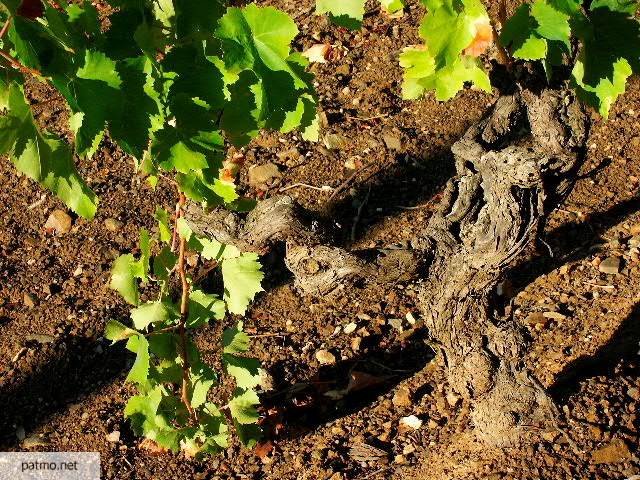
[130,300,179,330]
[379,0,405,14]
[153,128,210,173]
[222,321,250,354]
[228,388,260,424]
[572,57,632,118]
[148,335,181,361]
[189,363,218,408]
[174,0,224,40]
[176,217,193,240]
[221,252,264,315]
[124,386,163,437]
[548,0,580,15]
[215,4,318,141]
[110,253,145,305]
[188,236,241,261]
[233,421,262,449]
[126,334,150,384]
[570,3,640,116]
[500,6,545,60]
[104,319,138,342]
[59,50,124,158]
[153,246,178,283]
[590,0,639,14]
[531,0,571,47]
[399,0,491,100]
[500,0,571,68]
[154,207,172,243]
[187,289,226,329]
[0,80,98,218]
[315,0,365,29]
[222,353,261,390]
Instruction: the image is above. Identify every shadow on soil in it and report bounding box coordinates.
[0,335,129,449]
[1,141,637,452]
[508,193,640,290]
[550,299,640,404]
[0,142,453,451]
[260,328,434,443]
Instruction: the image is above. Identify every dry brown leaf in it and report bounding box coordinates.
[180,440,200,458]
[254,440,274,460]
[462,18,492,57]
[345,371,386,393]
[138,438,169,455]
[302,44,332,63]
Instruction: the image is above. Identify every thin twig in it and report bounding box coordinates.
[585,282,615,290]
[351,185,371,243]
[279,182,334,193]
[30,95,64,109]
[0,16,11,39]
[358,465,394,480]
[554,425,582,455]
[144,325,179,337]
[191,261,219,286]
[328,162,376,201]
[248,332,292,338]
[176,192,197,423]
[395,204,432,210]
[365,359,415,373]
[539,238,555,258]
[27,194,46,210]
[345,113,390,122]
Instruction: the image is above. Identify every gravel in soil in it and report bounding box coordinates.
[1,1,640,479]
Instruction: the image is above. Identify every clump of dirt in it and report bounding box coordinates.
[1,1,639,479]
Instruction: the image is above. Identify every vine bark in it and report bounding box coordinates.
[185,88,589,446]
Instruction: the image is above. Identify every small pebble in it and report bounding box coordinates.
[323,134,350,150]
[446,392,461,408]
[44,209,72,234]
[23,292,37,308]
[315,349,336,365]
[24,334,55,344]
[392,388,412,408]
[343,322,357,334]
[104,218,124,232]
[388,318,403,331]
[248,163,281,188]
[382,131,402,151]
[23,434,51,447]
[399,415,422,430]
[599,256,621,274]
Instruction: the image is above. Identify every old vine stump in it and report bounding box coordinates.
[186,88,589,446]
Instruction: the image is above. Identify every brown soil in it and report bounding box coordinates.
[1,1,639,479]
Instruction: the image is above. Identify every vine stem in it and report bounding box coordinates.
[176,191,197,423]
[170,198,180,253]
[143,325,179,337]
[490,21,513,69]
[0,48,42,76]
[0,16,11,39]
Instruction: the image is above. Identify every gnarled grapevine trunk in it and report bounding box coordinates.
[185,88,589,446]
